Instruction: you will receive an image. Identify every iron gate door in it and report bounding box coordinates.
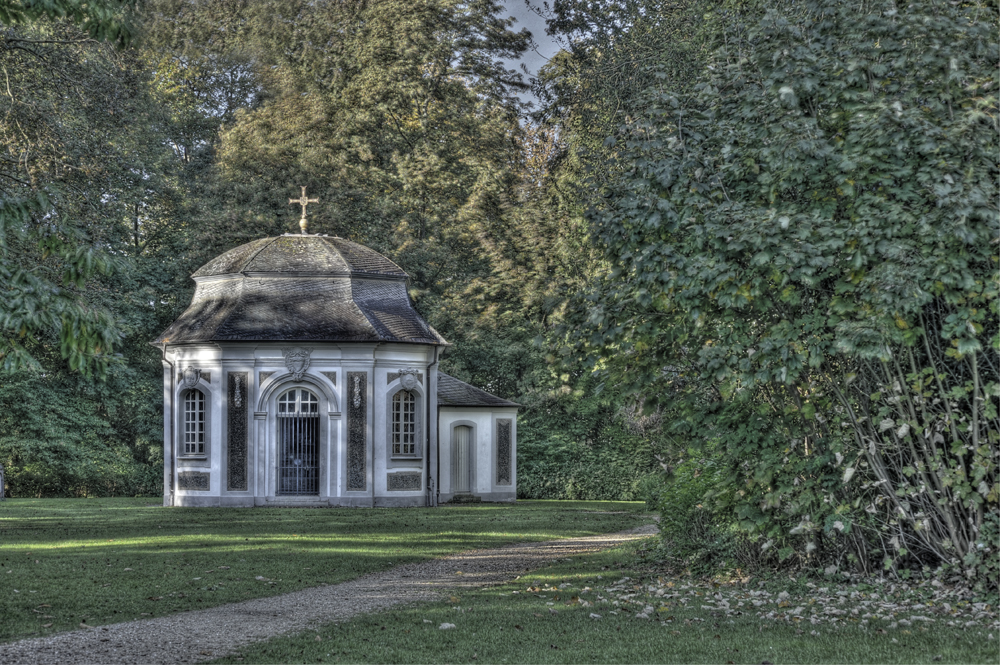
[277,389,320,495]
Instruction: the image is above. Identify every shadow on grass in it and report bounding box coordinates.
[0,498,651,643]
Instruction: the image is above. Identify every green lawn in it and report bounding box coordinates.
[212,540,1000,665]
[0,498,650,643]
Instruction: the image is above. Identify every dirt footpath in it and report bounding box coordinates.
[0,525,657,665]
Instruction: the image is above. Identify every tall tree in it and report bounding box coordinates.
[0,0,154,376]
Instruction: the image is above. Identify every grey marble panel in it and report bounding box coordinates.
[347,372,367,491]
[178,471,210,491]
[228,372,248,491]
[496,419,512,486]
[387,472,421,491]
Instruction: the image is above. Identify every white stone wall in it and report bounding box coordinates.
[162,342,439,507]
[437,407,517,502]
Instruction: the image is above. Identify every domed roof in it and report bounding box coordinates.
[153,235,446,347]
[191,235,408,278]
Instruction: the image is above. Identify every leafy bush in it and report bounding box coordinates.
[516,423,657,501]
[514,374,664,501]
[565,0,997,588]
[0,370,161,498]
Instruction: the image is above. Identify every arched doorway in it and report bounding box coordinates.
[453,425,472,494]
[277,388,320,495]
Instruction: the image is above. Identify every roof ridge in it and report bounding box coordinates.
[327,236,407,276]
[314,236,353,272]
[239,236,281,274]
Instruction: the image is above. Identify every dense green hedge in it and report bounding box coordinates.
[515,383,662,502]
[0,370,162,498]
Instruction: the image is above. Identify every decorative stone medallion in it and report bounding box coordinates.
[398,369,419,391]
[388,370,423,386]
[181,367,201,389]
[281,347,312,380]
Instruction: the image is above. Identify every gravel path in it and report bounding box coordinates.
[0,524,657,665]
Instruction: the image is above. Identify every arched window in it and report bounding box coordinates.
[278,388,319,414]
[392,390,416,456]
[183,390,206,456]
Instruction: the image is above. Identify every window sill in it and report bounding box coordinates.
[390,455,422,461]
[178,455,208,460]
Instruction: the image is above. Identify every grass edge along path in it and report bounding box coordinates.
[0,526,657,664]
[212,540,1000,665]
[0,498,650,643]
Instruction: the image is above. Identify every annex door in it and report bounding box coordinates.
[453,425,472,493]
[277,388,320,495]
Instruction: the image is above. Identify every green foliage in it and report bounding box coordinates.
[0,0,138,45]
[0,0,622,503]
[558,0,998,585]
[0,192,122,375]
[513,375,662,501]
[0,4,163,376]
[0,370,161,497]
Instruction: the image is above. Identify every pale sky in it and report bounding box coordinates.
[500,0,562,105]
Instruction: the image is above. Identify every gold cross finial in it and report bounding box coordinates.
[288,186,319,234]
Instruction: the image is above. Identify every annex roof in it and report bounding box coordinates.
[437,372,520,408]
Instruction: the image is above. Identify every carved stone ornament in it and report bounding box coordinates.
[398,369,419,391]
[352,375,362,408]
[181,367,201,389]
[233,374,243,408]
[281,347,312,381]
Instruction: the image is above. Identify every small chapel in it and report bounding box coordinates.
[152,194,518,507]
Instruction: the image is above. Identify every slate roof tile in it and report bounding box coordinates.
[153,236,444,346]
[437,372,520,408]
